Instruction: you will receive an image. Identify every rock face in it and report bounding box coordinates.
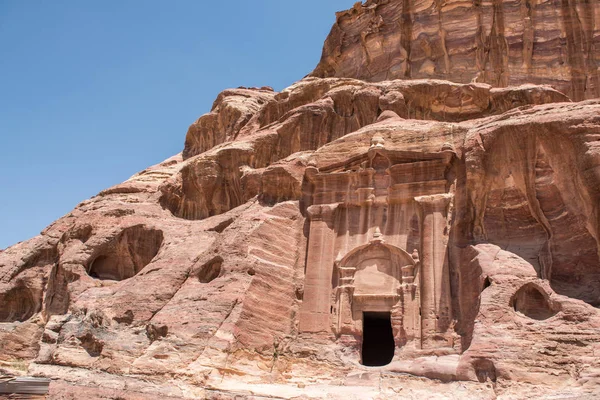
[311,0,600,102]
[1,1,600,399]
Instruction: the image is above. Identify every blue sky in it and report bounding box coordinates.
[0,1,352,249]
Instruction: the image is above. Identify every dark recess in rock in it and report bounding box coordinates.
[511,284,557,320]
[197,256,223,283]
[86,226,163,281]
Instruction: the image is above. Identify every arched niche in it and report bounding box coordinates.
[87,226,163,281]
[337,241,416,296]
[0,285,40,322]
[511,283,558,321]
[335,241,417,366]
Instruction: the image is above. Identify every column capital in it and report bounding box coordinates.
[414,193,453,212]
[306,204,338,222]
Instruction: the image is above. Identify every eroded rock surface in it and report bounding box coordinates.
[1,1,600,399]
[311,0,600,102]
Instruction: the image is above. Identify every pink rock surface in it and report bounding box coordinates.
[311,0,600,102]
[1,1,600,399]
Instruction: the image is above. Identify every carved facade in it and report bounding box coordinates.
[299,136,456,363]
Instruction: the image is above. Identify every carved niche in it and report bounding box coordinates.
[332,235,420,350]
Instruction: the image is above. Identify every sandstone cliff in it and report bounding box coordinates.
[1,1,600,399]
[311,0,600,102]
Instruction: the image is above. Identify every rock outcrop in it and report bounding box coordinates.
[311,0,600,102]
[1,1,600,399]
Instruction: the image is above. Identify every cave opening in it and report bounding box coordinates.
[198,256,223,283]
[0,287,39,322]
[86,226,163,281]
[361,312,395,367]
[483,276,491,291]
[512,284,556,320]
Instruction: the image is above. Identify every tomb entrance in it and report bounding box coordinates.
[298,136,456,359]
[361,312,395,366]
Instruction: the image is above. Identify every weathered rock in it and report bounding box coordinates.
[161,78,567,221]
[312,0,600,101]
[1,1,600,399]
[183,87,276,159]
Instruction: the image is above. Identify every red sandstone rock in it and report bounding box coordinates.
[1,1,600,399]
[311,0,600,102]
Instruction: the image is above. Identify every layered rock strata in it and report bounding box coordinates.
[312,0,600,101]
[1,1,600,399]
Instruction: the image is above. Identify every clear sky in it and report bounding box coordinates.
[0,1,352,249]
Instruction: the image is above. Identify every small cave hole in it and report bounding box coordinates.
[0,286,39,322]
[146,324,168,342]
[361,312,395,367]
[78,332,103,357]
[64,224,93,243]
[198,256,223,283]
[87,226,163,281]
[208,218,234,233]
[112,310,134,325]
[473,358,497,383]
[511,284,556,320]
[88,256,109,279]
[483,277,492,291]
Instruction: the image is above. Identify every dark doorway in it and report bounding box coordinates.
[361,312,395,366]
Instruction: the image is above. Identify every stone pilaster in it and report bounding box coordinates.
[415,194,453,349]
[299,204,337,333]
[334,284,355,336]
[400,249,420,347]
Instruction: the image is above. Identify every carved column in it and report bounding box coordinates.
[335,283,355,336]
[415,194,453,349]
[400,249,420,348]
[299,204,337,333]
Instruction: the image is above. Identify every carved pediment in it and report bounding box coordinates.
[305,146,455,206]
[335,240,418,293]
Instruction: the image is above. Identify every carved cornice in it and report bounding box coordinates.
[306,204,338,222]
[414,193,453,213]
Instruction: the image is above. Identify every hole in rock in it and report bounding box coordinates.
[0,286,39,322]
[87,226,163,281]
[113,310,134,325]
[146,324,168,342]
[208,218,234,233]
[473,358,497,383]
[78,332,103,357]
[361,312,395,367]
[483,277,491,291]
[64,224,93,243]
[198,256,223,283]
[511,284,556,320]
